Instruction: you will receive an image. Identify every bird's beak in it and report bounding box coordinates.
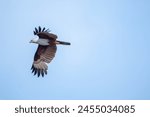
[29,40,32,43]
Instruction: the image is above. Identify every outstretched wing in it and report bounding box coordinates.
[31,45,57,77]
[33,26,57,40]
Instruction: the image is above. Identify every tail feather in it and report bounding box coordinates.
[56,41,71,45]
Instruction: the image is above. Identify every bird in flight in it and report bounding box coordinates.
[30,26,70,77]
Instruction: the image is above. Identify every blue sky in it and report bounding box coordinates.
[0,0,150,99]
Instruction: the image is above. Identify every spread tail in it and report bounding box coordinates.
[56,41,71,45]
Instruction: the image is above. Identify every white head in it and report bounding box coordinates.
[29,36,39,44]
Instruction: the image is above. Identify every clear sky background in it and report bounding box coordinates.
[0,0,150,99]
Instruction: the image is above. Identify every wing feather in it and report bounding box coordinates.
[37,32,57,40]
[35,27,38,34]
[38,26,41,32]
[42,27,46,32]
[31,45,57,77]
[33,26,57,40]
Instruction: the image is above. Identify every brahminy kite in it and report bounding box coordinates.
[30,26,70,77]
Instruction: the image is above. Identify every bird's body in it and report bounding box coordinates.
[30,26,70,77]
[37,39,49,46]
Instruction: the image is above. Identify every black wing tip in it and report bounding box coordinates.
[33,26,50,35]
[31,65,47,78]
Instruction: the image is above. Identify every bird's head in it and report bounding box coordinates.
[29,36,38,44]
